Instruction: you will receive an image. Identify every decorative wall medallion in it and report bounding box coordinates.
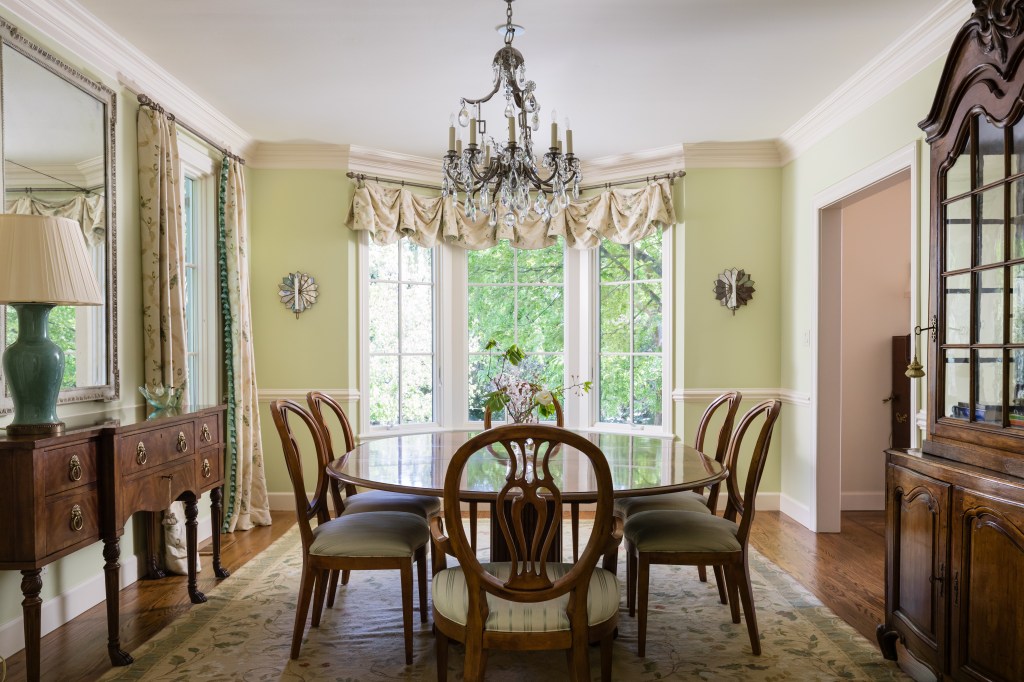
[279,272,319,318]
[713,268,755,315]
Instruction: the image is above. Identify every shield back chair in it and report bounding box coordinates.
[430,424,621,682]
[624,399,781,657]
[270,399,430,664]
[605,391,742,601]
[478,396,581,560]
[307,390,442,586]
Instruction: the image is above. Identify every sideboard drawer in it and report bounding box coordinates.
[118,423,196,475]
[196,450,222,488]
[196,417,221,448]
[42,441,98,495]
[121,461,198,514]
[43,487,100,556]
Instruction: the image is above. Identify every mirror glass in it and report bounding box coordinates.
[0,33,117,406]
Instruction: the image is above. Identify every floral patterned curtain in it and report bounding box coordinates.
[218,156,271,532]
[346,177,676,250]
[138,105,192,574]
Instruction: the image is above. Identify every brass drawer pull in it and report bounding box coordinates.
[177,432,189,453]
[68,454,83,482]
[136,442,148,465]
[202,458,212,479]
[201,424,212,443]
[70,505,84,532]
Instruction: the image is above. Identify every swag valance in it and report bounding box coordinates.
[6,193,106,246]
[346,178,676,250]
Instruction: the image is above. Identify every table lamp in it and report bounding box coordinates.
[0,215,103,436]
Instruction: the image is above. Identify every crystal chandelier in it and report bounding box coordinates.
[442,0,581,228]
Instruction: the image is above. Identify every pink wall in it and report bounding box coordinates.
[839,176,911,509]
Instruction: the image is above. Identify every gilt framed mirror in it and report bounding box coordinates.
[0,19,119,411]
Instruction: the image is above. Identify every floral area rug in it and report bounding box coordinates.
[101,521,907,681]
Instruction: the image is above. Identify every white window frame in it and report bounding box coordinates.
[358,231,672,437]
[178,133,221,407]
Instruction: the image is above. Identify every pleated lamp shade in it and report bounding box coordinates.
[0,214,102,305]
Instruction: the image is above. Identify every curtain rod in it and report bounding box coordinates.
[136,94,246,165]
[346,170,684,192]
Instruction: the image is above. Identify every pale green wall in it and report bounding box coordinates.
[778,60,941,511]
[674,168,783,494]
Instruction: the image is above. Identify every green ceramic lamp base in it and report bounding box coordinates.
[2,303,65,437]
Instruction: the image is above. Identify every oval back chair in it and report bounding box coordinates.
[430,424,621,682]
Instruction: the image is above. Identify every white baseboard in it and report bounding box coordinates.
[841,491,885,511]
[779,493,813,528]
[0,513,214,659]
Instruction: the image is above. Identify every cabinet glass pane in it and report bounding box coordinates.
[945,273,971,345]
[945,349,970,419]
[1013,123,1024,175]
[976,268,1004,345]
[974,349,1003,424]
[977,116,1005,187]
[946,197,972,271]
[947,131,971,198]
[1011,348,1024,427]
[1012,264,1024,343]
[977,186,1005,266]
[1011,179,1024,259]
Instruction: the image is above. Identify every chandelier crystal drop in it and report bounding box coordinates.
[442,0,581,224]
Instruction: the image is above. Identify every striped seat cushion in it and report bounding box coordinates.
[341,490,441,518]
[310,511,428,558]
[624,510,741,553]
[433,562,619,633]
[613,491,711,518]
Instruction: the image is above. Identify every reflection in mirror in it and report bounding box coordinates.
[0,27,117,407]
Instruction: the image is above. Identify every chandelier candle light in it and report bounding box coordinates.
[443,0,581,228]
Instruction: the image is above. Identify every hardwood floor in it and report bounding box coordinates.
[749,510,886,644]
[1,510,884,681]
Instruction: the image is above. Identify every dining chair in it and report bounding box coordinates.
[478,396,583,561]
[430,424,621,681]
[307,390,442,584]
[624,399,781,657]
[270,399,430,664]
[605,391,742,602]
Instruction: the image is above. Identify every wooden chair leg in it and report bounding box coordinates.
[570,502,580,562]
[416,545,428,623]
[290,565,316,659]
[464,635,486,682]
[637,553,651,658]
[311,568,329,628]
[570,628,589,682]
[725,564,741,624]
[341,570,351,586]
[626,541,636,616]
[602,543,618,575]
[326,569,340,608]
[712,565,727,604]
[436,628,449,682]
[600,633,614,682]
[469,501,478,553]
[697,564,708,582]
[737,558,761,655]
[400,561,414,665]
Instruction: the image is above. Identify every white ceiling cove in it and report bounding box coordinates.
[71,0,950,159]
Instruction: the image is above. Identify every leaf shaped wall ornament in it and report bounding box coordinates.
[278,271,319,319]
[713,268,755,315]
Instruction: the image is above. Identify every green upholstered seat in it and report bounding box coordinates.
[310,511,428,558]
[613,491,711,518]
[624,510,742,553]
[341,490,441,518]
[433,562,620,633]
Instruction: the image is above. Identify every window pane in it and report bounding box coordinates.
[945,197,971,271]
[946,131,970,198]
[517,246,563,283]
[370,241,399,281]
[633,231,662,280]
[977,187,1004,266]
[1012,348,1024,426]
[401,241,432,283]
[401,356,433,423]
[369,282,399,352]
[517,286,564,353]
[945,273,970,345]
[600,242,630,282]
[49,306,76,389]
[633,355,663,426]
[467,285,514,351]
[468,243,513,283]
[945,349,970,419]
[467,355,500,422]
[975,349,1003,424]
[600,355,630,423]
[1012,264,1024,344]
[401,283,432,353]
[369,356,399,426]
[977,116,1005,187]
[976,268,1004,345]
[1012,179,1024,259]
[600,284,630,353]
[633,282,662,353]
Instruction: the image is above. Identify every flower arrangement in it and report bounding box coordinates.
[483,339,591,423]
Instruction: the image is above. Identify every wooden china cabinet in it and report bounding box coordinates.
[878,2,1024,680]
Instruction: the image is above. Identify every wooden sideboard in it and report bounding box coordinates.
[0,404,228,681]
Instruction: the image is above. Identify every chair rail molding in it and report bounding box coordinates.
[257,388,360,403]
[672,388,810,407]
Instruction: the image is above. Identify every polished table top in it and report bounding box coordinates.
[327,430,726,502]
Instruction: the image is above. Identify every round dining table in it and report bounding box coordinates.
[326,429,726,562]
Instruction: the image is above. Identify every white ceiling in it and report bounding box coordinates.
[73,0,948,159]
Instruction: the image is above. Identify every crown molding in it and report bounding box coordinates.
[248,143,351,170]
[777,0,971,164]
[582,144,685,185]
[0,0,252,154]
[4,158,104,188]
[682,141,782,169]
[346,145,441,183]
